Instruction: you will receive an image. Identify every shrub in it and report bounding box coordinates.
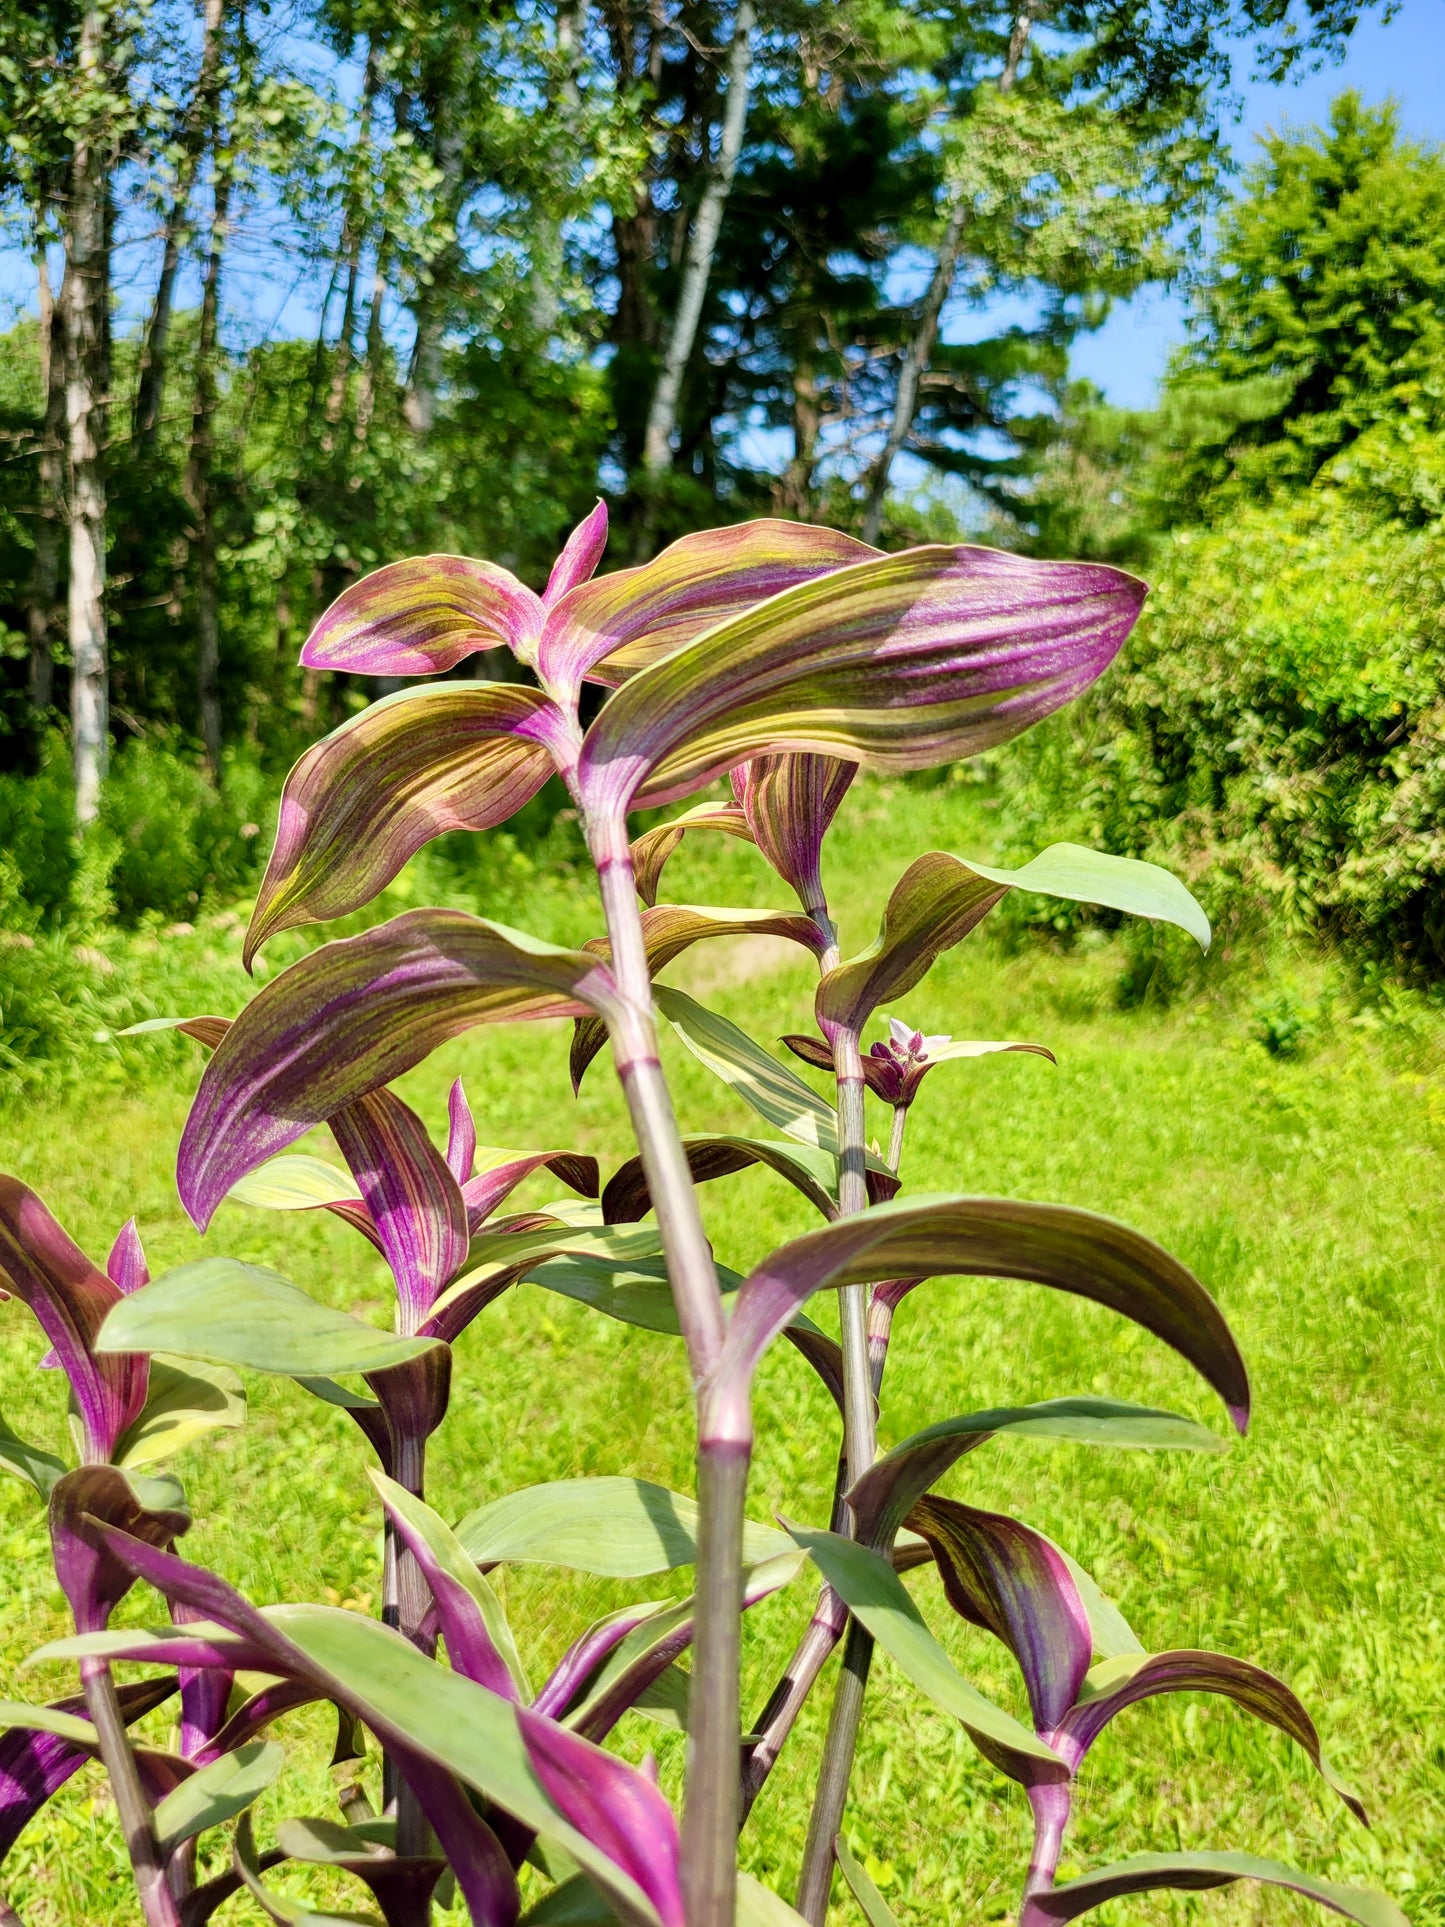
[993,496,1445,975]
[99,736,274,924]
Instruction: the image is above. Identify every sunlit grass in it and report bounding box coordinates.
[0,776,1439,1925]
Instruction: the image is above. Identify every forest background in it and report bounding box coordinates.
[2,0,1445,1091]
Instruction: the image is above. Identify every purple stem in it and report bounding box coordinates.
[81,1659,181,1927]
[1019,1782,1073,1927]
[381,1428,435,1866]
[796,1021,878,1924]
[740,1585,848,1818]
[590,830,736,1927]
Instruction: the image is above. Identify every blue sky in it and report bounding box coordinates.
[1064,0,1445,406]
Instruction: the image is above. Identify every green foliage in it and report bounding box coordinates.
[992,497,1445,973]
[0,734,273,929]
[1158,94,1445,525]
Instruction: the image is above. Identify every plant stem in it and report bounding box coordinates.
[81,1659,181,1927]
[686,1441,749,1921]
[382,1431,434,1869]
[740,1584,847,1818]
[887,1103,908,1177]
[592,836,735,1927]
[795,1620,874,1924]
[595,854,727,1378]
[796,1024,878,1919]
[831,1026,876,1490]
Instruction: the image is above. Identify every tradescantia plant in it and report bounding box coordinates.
[0,506,1406,1927]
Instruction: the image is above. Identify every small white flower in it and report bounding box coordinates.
[886,1016,951,1059]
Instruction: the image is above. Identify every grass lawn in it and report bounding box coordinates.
[0,776,1440,1926]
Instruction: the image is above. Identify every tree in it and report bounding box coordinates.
[1156,93,1445,523]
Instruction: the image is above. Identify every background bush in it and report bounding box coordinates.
[993,496,1445,975]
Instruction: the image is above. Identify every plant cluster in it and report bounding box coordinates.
[0,511,1404,1927]
[990,496,1445,975]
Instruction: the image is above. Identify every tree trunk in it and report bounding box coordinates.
[529,0,585,336]
[353,242,389,447]
[860,2,1038,545]
[404,59,466,438]
[777,347,820,519]
[327,43,378,435]
[65,5,112,826]
[634,0,755,558]
[28,242,65,716]
[132,0,225,453]
[186,157,231,784]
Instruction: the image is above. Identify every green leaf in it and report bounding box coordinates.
[227,1156,360,1210]
[96,1259,441,1379]
[1030,1852,1409,1927]
[0,1699,102,1747]
[521,1868,813,1927]
[152,1739,285,1858]
[526,1253,743,1337]
[1053,1549,1143,1661]
[455,1476,794,1577]
[235,1811,383,1927]
[294,1376,382,1412]
[785,1522,1066,1781]
[629,1665,690,1732]
[963,844,1210,949]
[0,1407,67,1496]
[850,1397,1227,1548]
[523,1874,620,1926]
[655,987,840,1151]
[29,1625,260,1669]
[835,1837,901,1927]
[115,1356,246,1468]
[735,1872,814,1927]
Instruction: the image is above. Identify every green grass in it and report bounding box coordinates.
[0,775,1441,1926]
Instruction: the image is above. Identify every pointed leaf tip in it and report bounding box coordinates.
[299,553,543,677]
[545,500,610,605]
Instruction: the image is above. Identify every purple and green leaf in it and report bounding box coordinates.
[816,846,1208,1036]
[847,1397,1228,1551]
[577,546,1147,822]
[707,1195,1250,1445]
[245,684,563,962]
[784,1523,1068,1785]
[0,1177,149,1465]
[177,910,619,1233]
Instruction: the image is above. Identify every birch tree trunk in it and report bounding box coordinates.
[859,2,1038,545]
[65,4,112,825]
[633,0,755,558]
[28,241,65,716]
[132,0,225,454]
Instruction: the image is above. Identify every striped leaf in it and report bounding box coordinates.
[247,683,561,962]
[577,547,1147,820]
